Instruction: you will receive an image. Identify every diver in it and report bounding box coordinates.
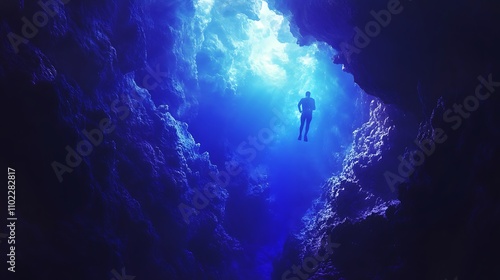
[297,91,316,142]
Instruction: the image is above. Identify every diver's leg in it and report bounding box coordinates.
[298,114,305,140]
[304,115,312,141]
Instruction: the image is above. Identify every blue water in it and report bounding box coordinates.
[179,0,369,277]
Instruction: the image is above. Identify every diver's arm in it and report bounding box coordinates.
[313,99,316,110]
[298,99,302,113]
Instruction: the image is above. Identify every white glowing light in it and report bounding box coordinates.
[299,55,315,67]
[195,0,214,33]
[192,0,332,106]
[247,2,289,84]
[195,0,214,14]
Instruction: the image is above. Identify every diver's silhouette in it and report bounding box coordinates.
[297,91,316,142]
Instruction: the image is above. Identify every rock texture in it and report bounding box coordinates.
[1,1,240,279]
[271,0,500,279]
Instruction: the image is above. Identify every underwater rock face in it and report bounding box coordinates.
[271,0,500,279]
[2,1,241,279]
[271,0,500,113]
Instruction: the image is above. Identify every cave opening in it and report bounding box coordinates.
[183,0,371,277]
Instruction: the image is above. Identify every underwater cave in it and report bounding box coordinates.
[1,0,500,279]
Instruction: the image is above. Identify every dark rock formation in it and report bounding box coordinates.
[1,1,240,279]
[271,0,500,279]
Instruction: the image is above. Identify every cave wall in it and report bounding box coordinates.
[1,1,242,279]
[271,0,500,279]
[270,0,500,115]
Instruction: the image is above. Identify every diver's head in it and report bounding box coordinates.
[306,91,311,97]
